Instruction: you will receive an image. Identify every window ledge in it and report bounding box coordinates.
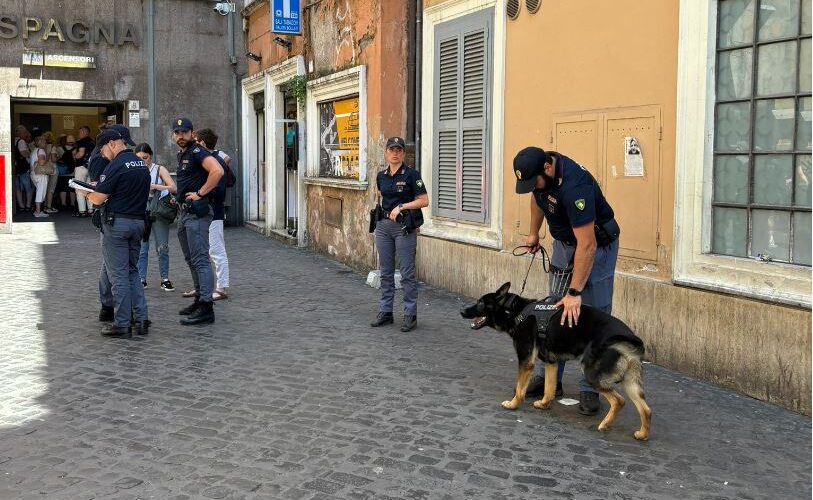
[303,177,368,191]
[419,219,502,250]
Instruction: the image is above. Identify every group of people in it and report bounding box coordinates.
[78,118,231,338]
[12,124,97,218]
[373,139,620,417]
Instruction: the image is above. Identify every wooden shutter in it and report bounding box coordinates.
[433,10,492,223]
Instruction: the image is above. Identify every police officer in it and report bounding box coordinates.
[370,137,429,332]
[86,128,151,338]
[92,125,137,323]
[514,146,621,416]
[172,118,224,326]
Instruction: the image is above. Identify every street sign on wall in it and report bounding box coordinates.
[271,0,301,34]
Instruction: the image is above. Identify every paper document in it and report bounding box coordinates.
[69,179,96,193]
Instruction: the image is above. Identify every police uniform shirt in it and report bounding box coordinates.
[376,164,427,211]
[88,146,110,182]
[532,153,614,244]
[94,149,151,216]
[175,145,212,204]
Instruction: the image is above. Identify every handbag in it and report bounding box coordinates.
[149,194,179,223]
[34,161,56,176]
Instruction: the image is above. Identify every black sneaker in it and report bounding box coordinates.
[370,312,393,327]
[179,299,201,316]
[141,279,148,288]
[526,375,564,398]
[160,280,175,292]
[134,320,151,336]
[180,301,214,326]
[98,306,114,322]
[400,315,417,332]
[579,391,600,416]
[101,324,131,338]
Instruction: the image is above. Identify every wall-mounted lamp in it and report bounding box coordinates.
[246,52,261,62]
[273,36,292,49]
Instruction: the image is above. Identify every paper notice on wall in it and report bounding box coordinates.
[129,111,140,128]
[624,136,644,177]
[63,115,74,130]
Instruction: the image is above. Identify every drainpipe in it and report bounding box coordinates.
[406,0,416,150]
[228,3,243,225]
[414,0,422,171]
[146,0,156,150]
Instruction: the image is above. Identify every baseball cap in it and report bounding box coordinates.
[108,124,136,146]
[96,129,123,148]
[172,117,193,132]
[386,136,406,149]
[514,147,549,194]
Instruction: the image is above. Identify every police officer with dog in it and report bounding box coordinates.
[514,146,621,416]
[370,137,429,332]
[172,118,224,326]
[85,128,151,338]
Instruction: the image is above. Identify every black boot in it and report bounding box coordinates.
[180,301,214,326]
[134,320,151,336]
[179,298,201,316]
[98,306,114,322]
[579,391,600,416]
[101,324,131,338]
[370,312,393,327]
[400,315,417,332]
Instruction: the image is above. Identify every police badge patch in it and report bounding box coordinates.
[416,180,423,187]
[575,199,586,210]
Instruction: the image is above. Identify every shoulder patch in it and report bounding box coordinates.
[416,179,423,187]
[575,199,586,210]
[99,175,106,183]
[193,147,200,153]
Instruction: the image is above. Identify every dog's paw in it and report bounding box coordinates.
[633,431,649,441]
[501,400,519,410]
[532,399,552,410]
[597,423,609,432]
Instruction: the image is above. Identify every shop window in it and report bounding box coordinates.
[712,0,811,265]
[317,95,360,179]
[432,9,492,223]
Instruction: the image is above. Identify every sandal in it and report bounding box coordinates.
[212,290,228,301]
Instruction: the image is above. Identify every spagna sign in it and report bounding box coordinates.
[0,16,139,47]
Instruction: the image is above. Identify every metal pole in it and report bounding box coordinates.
[228,2,243,225]
[415,0,422,171]
[146,0,156,150]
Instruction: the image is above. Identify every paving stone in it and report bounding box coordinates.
[0,218,808,500]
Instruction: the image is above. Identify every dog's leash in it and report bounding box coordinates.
[511,245,552,296]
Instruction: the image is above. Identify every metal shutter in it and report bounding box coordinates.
[433,10,492,223]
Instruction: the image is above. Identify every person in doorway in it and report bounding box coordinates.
[73,125,95,217]
[514,146,621,416]
[29,137,54,218]
[42,131,60,213]
[135,143,178,291]
[57,135,77,211]
[12,125,34,213]
[370,137,429,332]
[84,128,151,338]
[172,118,224,325]
[192,128,230,301]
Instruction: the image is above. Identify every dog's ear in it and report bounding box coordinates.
[496,282,511,297]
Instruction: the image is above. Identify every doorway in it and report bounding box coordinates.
[282,92,298,237]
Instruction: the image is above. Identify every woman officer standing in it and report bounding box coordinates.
[370,137,429,332]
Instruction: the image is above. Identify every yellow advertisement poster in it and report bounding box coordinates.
[319,95,360,179]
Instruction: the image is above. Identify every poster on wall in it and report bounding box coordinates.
[623,136,644,177]
[63,115,74,130]
[318,95,359,179]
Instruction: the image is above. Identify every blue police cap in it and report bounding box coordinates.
[96,129,123,148]
[386,137,406,149]
[172,117,193,132]
[108,124,136,146]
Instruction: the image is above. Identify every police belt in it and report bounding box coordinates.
[114,213,146,220]
[562,218,620,248]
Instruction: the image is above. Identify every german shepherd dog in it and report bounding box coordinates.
[460,282,652,441]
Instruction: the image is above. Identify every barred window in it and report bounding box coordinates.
[713,0,811,265]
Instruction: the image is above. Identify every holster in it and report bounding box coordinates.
[368,203,385,233]
[594,218,621,247]
[396,209,424,235]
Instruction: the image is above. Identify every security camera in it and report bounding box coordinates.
[213,2,235,15]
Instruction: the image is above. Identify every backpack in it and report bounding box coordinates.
[12,138,30,175]
[214,150,237,188]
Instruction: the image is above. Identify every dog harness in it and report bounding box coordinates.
[511,299,562,363]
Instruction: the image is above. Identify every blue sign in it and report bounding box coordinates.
[272,0,301,34]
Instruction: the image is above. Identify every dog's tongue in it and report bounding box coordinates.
[470,316,487,330]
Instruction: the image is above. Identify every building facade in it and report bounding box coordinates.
[0,0,244,232]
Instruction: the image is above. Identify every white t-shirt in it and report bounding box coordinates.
[29,148,46,170]
[149,163,170,199]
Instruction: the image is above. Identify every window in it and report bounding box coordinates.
[317,95,360,179]
[712,0,811,265]
[433,9,492,223]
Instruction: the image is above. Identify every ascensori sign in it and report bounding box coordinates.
[0,16,139,46]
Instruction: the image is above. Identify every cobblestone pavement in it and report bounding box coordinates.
[0,215,809,500]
